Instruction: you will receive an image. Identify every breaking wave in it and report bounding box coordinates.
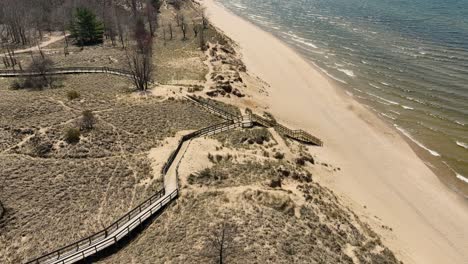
[456,141,468,149]
[337,68,356,77]
[394,125,441,157]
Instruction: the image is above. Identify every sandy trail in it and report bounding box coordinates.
[202,1,468,263]
[1,33,67,56]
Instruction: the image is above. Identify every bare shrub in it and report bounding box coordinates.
[199,24,207,51]
[29,54,55,88]
[64,128,81,144]
[30,136,53,157]
[274,152,285,160]
[80,110,96,130]
[67,90,80,100]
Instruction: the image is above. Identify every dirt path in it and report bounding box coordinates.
[1,34,68,56]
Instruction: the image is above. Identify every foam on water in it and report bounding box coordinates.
[401,105,414,110]
[316,65,347,84]
[455,120,466,127]
[381,113,396,120]
[283,32,319,49]
[457,174,468,184]
[394,125,441,157]
[456,141,468,150]
[337,68,356,77]
[367,92,399,105]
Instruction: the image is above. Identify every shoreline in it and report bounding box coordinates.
[202,0,468,263]
[207,2,468,197]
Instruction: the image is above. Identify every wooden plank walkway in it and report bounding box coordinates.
[16,70,319,263]
[25,121,242,264]
[187,95,323,146]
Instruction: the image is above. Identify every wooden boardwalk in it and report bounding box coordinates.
[25,121,242,264]
[12,69,321,263]
[187,95,323,146]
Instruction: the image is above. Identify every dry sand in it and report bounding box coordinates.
[202,0,468,263]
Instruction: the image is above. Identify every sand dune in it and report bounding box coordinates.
[202,0,468,263]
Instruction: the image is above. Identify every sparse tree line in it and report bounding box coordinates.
[0,0,206,50]
[1,0,209,92]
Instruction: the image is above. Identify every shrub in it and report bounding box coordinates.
[296,156,315,166]
[67,90,80,100]
[65,128,81,144]
[31,137,53,157]
[208,153,214,163]
[273,152,284,160]
[10,80,22,90]
[10,77,49,90]
[269,177,282,188]
[80,110,96,130]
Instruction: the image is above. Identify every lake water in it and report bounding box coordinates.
[218,0,468,193]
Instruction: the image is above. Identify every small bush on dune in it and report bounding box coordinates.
[10,80,22,90]
[67,90,80,100]
[80,110,96,130]
[64,128,81,144]
[274,152,284,160]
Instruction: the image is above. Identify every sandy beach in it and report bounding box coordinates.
[202,0,468,263]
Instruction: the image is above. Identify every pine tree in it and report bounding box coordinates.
[70,8,104,46]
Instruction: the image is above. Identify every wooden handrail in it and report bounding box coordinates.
[251,113,323,146]
[185,95,242,122]
[27,188,165,264]
[26,117,243,264]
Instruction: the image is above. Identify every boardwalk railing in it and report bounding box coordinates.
[26,188,169,264]
[185,95,242,122]
[162,120,241,175]
[251,113,323,146]
[26,117,243,264]
[0,67,132,79]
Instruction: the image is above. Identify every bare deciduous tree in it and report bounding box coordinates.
[201,7,208,29]
[192,21,199,37]
[180,15,187,40]
[127,49,152,91]
[203,221,239,264]
[169,23,173,40]
[127,17,153,92]
[170,0,183,11]
[146,0,158,37]
[115,6,127,48]
[0,200,4,220]
[29,52,55,88]
[199,24,207,51]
